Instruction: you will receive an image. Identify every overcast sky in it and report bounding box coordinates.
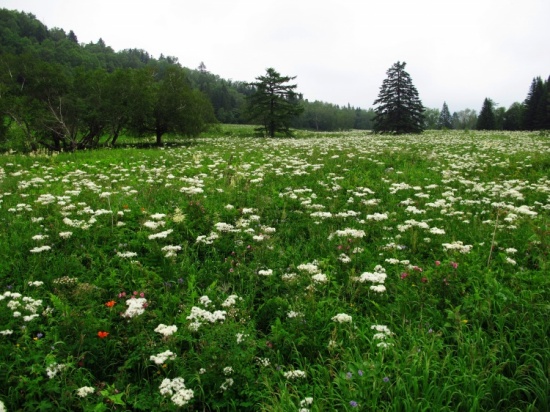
[2,0,549,112]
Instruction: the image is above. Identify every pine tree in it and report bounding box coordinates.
[437,102,453,129]
[476,98,496,130]
[523,77,544,130]
[372,61,425,134]
[246,68,303,137]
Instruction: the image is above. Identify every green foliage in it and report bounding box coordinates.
[476,98,496,130]
[246,68,304,137]
[1,130,549,411]
[437,102,453,129]
[293,101,374,131]
[373,61,425,134]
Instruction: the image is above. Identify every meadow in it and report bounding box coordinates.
[0,129,549,411]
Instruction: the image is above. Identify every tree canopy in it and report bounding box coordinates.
[476,98,496,130]
[372,61,425,134]
[246,68,304,137]
[438,102,453,129]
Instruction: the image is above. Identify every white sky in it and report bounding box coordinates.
[2,0,549,112]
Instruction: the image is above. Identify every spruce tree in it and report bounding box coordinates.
[246,68,303,137]
[372,61,425,134]
[476,98,496,130]
[523,77,544,130]
[437,102,453,129]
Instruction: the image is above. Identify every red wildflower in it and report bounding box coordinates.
[105,300,116,308]
[97,331,109,338]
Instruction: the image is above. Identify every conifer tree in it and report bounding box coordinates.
[437,102,453,129]
[372,61,425,134]
[476,98,496,130]
[523,77,544,130]
[246,68,303,137]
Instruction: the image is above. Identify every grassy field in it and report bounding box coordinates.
[0,129,549,411]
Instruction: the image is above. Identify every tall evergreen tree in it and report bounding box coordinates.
[523,77,544,130]
[476,98,496,130]
[372,61,425,134]
[437,102,453,129]
[534,76,549,130]
[246,68,303,137]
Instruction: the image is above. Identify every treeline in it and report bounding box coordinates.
[0,9,373,151]
[424,76,550,131]
[1,9,547,151]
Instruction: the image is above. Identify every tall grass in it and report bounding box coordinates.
[0,130,548,411]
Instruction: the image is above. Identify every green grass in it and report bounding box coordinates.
[0,130,549,411]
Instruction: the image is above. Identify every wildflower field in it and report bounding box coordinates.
[0,129,549,411]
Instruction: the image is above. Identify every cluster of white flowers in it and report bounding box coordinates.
[354,265,387,293]
[122,297,147,318]
[442,241,473,254]
[220,378,234,391]
[172,208,186,223]
[196,231,219,244]
[331,313,352,323]
[287,311,304,319]
[154,324,178,337]
[258,269,273,276]
[161,244,181,258]
[76,386,95,397]
[46,362,67,379]
[283,370,306,379]
[180,186,203,195]
[236,332,249,344]
[338,253,351,263]
[299,397,314,412]
[2,291,44,325]
[297,262,320,274]
[148,229,173,240]
[221,294,241,308]
[186,306,226,331]
[366,212,388,221]
[159,377,194,407]
[117,251,138,258]
[256,357,271,367]
[327,228,366,240]
[215,222,237,232]
[311,273,328,284]
[371,324,394,348]
[150,350,176,365]
[282,272,297,281]
[28,281,44,287]
[59,231,73,239]
[199,295,212,307]
[30,245,51,253]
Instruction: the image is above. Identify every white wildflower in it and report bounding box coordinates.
[122,297,147,318]
[283,370,306,379]
[154,324,178,337]
[150,350,176,364]
[76,386,95,398]
[332,313,352,323]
